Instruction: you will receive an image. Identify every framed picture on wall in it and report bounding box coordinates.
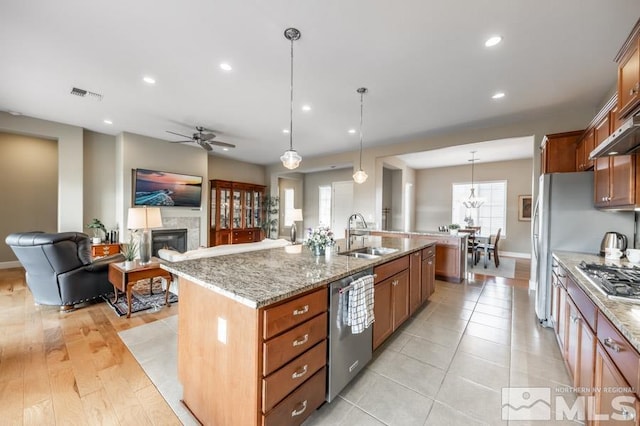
[518,195,532,221]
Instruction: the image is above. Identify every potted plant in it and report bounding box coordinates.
[86,218,107,244]
[448,224,460,235]
[120,234,138,268]
[261,195,279,239]
[304,226,335,256]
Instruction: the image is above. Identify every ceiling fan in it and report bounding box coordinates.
[166,126,236,151]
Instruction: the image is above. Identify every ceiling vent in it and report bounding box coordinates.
[70,87,103,101]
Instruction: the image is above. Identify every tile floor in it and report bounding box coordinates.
[120,278,581,426]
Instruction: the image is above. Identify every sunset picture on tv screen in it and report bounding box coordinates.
[134,169,202,207]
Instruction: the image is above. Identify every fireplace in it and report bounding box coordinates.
[152,229,187,257]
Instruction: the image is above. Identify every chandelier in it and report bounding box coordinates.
[280,28,302,170]
[353,87,368,184]
[463,151,484,209]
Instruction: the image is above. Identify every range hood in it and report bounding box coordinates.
[589,114,640,159]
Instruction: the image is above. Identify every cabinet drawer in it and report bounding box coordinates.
[262,340,326,412]
[262,366,326,426]
[263,288,328,340]
[232,231,255,244]
[263,312,327,376]
[567,277,597,331]
[375,255,409,283]
[597,311,640,393]
[422,245,435,260]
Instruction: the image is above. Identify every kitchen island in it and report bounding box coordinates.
[550,252,640,420]
[161,236,435,426]
[370,230,468,282]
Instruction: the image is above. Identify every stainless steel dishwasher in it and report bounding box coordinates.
[326,267,374,402]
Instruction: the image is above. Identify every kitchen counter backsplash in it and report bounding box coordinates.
[161,236,433,309]
[553,251,640,353]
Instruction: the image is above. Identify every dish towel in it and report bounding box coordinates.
[347,275,375,334]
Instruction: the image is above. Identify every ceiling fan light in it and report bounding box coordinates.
[281,149,302,170]
[353,169,368,184]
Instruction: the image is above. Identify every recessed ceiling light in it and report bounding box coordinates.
[301,105,311,112]
[143,76,156,85]
[223,148,229,151]
[492,92,505,99]
[485,36,503,47]
[103,119,113,125]
[348,129,356,134]
[219,63,232,71]
[283,129,290,133]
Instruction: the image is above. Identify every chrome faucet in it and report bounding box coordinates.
[346,213,369,251]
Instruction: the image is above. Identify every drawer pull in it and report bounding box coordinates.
[392,279,399,286]
[291,364,308,379]
[622,407,635,421]
[292,334,309,347]
[291,400,307,417]
[293,305,309,316]
[570,315,580,324]
[604,337,621,353]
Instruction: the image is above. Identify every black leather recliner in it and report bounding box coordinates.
[5,231,124,310]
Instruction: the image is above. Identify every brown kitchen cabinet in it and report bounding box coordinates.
[409,250,422,315]
[576,128,596,172]
[593,344,639,424]
[593,101,636,209]
[616,19,640,119]
[210,179,265,246]
[373,255,410,350]
[551,260,568,352]
[421,245,436,303]
[540,130,583,174]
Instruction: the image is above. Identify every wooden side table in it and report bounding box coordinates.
[108,259,172,318]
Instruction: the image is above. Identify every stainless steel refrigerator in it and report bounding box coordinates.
[533,171,635,326]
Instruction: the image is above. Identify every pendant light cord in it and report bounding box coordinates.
[359,91,364,169]
[289,36,294,151]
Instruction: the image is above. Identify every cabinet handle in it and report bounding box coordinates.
[570,315,580,324]
[291,364,308,379]
[428,261,432,265]
[392,279,399,286]
[604,337,621,353]
[292,334,309,347]
[291,400,308,417]
[293,305,309,316]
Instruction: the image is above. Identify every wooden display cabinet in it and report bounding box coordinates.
[576,128,596,172]
[210,180,266,246]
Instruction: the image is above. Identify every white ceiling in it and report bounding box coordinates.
[1,1,639,167]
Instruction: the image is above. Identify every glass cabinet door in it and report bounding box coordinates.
[254,191,262,228]
[245,192,253,228]
[220,188,230,229]
[233,190,241,228]
[211,188,217,227]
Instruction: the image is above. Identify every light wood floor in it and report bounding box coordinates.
[0,257,531,425]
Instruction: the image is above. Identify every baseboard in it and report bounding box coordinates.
[0,261,22,269]
[501,251,530,259]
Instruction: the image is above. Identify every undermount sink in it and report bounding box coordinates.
[338,246,399,259]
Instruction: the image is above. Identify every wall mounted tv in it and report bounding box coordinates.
[133,168,203,207]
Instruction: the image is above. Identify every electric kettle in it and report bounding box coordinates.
[600,232,628,256]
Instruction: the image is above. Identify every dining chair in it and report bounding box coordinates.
[474,228,502,268]
[459,229,479,264]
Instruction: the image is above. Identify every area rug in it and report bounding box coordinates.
[470,257,516,279]
[102,279,178,317]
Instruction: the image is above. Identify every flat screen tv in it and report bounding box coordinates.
[133,168,203,207]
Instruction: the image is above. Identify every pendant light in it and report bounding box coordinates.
[280,28,302,170]
[353,87,368,184]
[462,151,484,209]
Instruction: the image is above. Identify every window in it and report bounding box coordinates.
[283,188,295,226]
[318,186,331,227]
[452,181,506,236]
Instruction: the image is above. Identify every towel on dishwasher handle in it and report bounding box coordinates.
[347,275,375,334]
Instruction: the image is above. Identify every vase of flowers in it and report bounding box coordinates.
[304,227,334,256]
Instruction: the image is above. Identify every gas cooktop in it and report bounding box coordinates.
[576,261,640,303]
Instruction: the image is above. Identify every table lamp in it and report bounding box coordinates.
[290,209,303,244]
[127,207,163,264]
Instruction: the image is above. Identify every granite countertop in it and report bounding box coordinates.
[553,251,640,353]
[161,236,434,309]
[372,229,468,239]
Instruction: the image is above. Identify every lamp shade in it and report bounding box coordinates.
[291,209,303,222]
[127,207,163,230]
